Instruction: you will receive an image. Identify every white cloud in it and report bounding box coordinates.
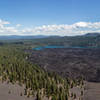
[16,24,21,27]
[0,19,100,36]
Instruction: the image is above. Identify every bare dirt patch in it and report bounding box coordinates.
[83,82,100,100]
[0,81,34,100]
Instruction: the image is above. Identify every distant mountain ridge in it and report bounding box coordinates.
[0,35,60,40]
[0,35,49,40]
[84,33,100,36]
[0,32,100,40]
[28,32,100,47]
[0,33,100,47]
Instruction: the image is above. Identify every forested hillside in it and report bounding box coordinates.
[6,33,99,48]
[29,33,100,47]
[0,45,83,100]
[0,33,100,48]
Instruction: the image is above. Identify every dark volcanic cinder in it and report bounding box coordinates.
[27,48,100,82]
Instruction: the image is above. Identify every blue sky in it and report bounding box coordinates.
[0,0,100,36]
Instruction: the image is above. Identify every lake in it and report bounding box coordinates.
[33,46,89,50]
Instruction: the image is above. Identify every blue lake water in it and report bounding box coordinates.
[33,46,89,50]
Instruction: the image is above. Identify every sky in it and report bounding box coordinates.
[0,0,100,36]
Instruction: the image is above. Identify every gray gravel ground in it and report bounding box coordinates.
[83,82,100,100]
